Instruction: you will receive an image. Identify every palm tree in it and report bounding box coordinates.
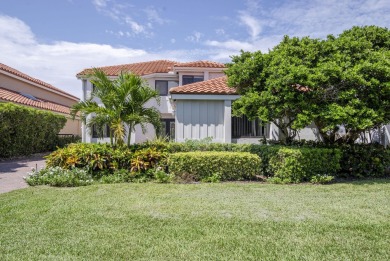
[71,69,161,146]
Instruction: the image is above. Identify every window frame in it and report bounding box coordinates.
[182,75,204,85]
[231,115,268,138]
[155,80,169,96]
[92,124,111,138]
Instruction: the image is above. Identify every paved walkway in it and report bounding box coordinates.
[0,154,47,194]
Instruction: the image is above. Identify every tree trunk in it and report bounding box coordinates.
[127,123,133,146]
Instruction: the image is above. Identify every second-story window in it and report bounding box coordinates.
[182,75,204,85]
[155,80,168,96]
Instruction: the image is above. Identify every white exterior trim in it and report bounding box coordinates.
[223,100,232,143]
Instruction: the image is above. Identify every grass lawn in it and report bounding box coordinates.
[1,180,390,261]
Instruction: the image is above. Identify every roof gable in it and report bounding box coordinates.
[0,87,71,114]
[169,76,237,95]
[0,63,78,100]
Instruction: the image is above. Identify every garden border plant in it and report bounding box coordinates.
[37,138,389,187]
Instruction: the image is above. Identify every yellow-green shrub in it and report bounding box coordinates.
[45,143,133,171]
[167,151,261,181]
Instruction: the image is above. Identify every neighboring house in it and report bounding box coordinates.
[0,63,81,136]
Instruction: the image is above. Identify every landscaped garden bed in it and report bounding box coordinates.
[24,140,390,187]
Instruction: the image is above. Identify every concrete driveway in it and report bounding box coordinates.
[0,154,47,194]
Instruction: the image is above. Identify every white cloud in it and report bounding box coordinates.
[0,16,223,99]
[186,31,203,43]
[238,11,262,40]
[204,0,390,61]
[144,7,168,25]
[215,29,225,36]
[205,40,253,51]
[125,17,145,34]
[171,38,176,44]
[92,0,108,8]
[92,1,168,38]
[0,15,152,99]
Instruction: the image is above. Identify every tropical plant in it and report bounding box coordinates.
[226,25,390,144]
[71,69,162,145]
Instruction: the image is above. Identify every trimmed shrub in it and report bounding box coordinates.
[168,151,261,182]
[337,144,390,178]
[269,147,341,183]
[25,167,93,187]
[0,103,66,157]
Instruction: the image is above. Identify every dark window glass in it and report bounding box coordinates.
[91,124,111,138]
[92,124,99,138]
[155,80,168,96]
[159,119,175,140]
[232,115,267,138]
[182,75,204,85]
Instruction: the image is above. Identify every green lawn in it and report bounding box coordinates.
[1,181,390,261]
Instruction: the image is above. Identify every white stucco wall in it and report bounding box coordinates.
[295,123,323,141]
[209,72,225,79]
[175,100,225,142]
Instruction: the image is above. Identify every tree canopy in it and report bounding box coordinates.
[226,25,390,144]
[71,69,161,146]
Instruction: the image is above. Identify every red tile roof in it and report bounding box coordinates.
[174,60,226,68]
[0,87,71,114]
[0,63,79,100]
[77,60,177,77]
[170,76,237,95]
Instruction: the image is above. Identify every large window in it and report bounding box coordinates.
[159,119,175,140]
[232,115,267,138]
[155,80,168,96]
[182,75,204,85]
[92,124,111,138]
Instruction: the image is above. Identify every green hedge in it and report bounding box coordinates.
[0,103,66,157]
[167,151,261,182]
[269,147,342,183]
[45,140,389,184]
[337,144,390,178]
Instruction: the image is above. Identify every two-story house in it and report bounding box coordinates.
[77,60,389,146]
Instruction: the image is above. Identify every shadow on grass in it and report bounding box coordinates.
[335,178,390,185]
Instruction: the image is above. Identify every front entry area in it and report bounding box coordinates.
[161,119,175,140]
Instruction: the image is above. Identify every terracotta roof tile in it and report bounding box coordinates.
[174,60,226,68]
[170,76,237,95]
[0,87,71,114]
[77,60,177,77]
[0,63,78,100]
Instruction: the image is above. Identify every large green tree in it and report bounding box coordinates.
[226,25,390,144]
[71,69,161,146]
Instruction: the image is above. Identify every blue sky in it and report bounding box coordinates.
[0,0,389,98]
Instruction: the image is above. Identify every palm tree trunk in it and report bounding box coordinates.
[127,123,133,146]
